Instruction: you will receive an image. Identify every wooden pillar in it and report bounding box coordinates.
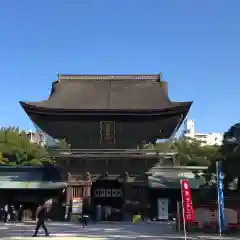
[123,172,131,213]
[143,173,149,202]
[66,172,72,204]
[84,172,92,204]
[143,173,150,217]
[83,181,91,197]
[66,185,72,204]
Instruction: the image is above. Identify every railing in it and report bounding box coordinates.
[48,148,177,158]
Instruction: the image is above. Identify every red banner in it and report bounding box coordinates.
[181,179,194,222]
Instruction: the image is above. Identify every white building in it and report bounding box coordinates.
[183,119,223,146]
[27,124,62,147]
[26,130,46,146]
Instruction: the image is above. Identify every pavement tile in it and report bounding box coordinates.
[0,221,240,240]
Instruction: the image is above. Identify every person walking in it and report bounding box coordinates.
[10,205,16,222]
[18,205,23,222]
[79,213,89,227]
[96,204,102,221]
[3,204,10,223]
[32,202,49,237]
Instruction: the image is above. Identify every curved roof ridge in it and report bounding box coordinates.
[58,74,161,81]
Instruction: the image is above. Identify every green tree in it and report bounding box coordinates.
[0,127,52,166]
[148,138,219,166]
[204,123,240,191]
[52,138,70,149]
[0,151,9,165]
[45,138,71,160]
[175,138,219,166]
[149,141,175,153]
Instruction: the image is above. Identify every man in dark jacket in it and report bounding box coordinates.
[3,204,9,223]
[18,205,23,222]
[32,203,49,237]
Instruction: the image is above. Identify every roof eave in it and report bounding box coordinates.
[19,101,192,117]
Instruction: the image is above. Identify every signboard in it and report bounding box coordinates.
[100,121,116,144]
[94,188,123,198]
[181,179,194,222]
[157,198,169,220]
[72,197,83,214]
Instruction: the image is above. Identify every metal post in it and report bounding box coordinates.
[216,161,222,240]
[176,201,181,231]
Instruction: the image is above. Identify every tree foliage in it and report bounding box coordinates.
[46,138,71,150]
[148,138,219,166]
[0,125,222,169]
[0,127,51,166]
[173,138,219,166]
[203,123,240,191]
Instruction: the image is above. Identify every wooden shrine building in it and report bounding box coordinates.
[20,74,193,219]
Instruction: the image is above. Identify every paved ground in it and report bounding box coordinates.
[0,221,239,240]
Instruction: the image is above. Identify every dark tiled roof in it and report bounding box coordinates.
[20,74,192,112]
[0,166,66,189]
[148,174,204,189]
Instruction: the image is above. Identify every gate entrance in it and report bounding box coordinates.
[91,179,124,221]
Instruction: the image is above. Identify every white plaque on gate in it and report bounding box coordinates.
[111,189,117,197]
[99,189,105,197]
[94,189,99,197]
[106,189,111,197]
[157,198,169,220]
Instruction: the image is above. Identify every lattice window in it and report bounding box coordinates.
[72,187,84,198]
[133,187,140,196]
[94,188,123,198]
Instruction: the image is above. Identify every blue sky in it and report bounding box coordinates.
[0,0,239,134]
